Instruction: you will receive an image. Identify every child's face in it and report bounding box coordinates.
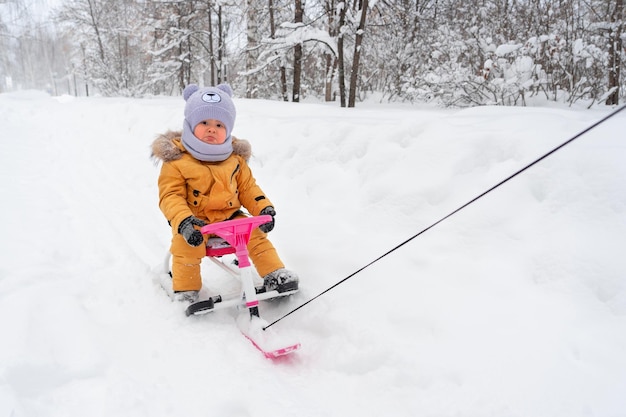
[193,119,227,144]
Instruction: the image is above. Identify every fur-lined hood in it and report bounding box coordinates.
[151,130,252,163]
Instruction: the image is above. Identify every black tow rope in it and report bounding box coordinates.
[264,104,626,330]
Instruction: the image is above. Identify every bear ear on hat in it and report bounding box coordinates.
[183,84,199,101]
[216,83,233,97]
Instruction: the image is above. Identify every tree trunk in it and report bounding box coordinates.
[324,0,338,101]
[269,0,289,100]
[337,1,347,107]
[207,0,215,86]
[293,0,303,102]
[281,67,288,101]
[246,0,260,98]
[218,6,224,84]
[86,0,106,62]
[348,0,368,107]
[324,53,337,101]
[606,0,623,105]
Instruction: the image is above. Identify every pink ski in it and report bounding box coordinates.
[236,314,301,358]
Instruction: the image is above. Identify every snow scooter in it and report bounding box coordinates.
[161,215,300,358]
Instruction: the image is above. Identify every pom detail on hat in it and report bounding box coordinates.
[215,83,233,97]
[183,84,200,101]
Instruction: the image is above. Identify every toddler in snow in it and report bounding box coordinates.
[151,83,299,302]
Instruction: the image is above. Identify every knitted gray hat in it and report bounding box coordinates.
[181,83,236,162]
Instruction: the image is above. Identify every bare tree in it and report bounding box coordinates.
[206,0,216,86]
[246,0,261,97]
[324,0,339,101]
[217,5,226,84]
[606,0,623,105]
[268,0,289,100]
[292,0,304,102]
[347,0,368,107]
[337,0,347,106]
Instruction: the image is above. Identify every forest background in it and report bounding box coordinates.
[0,0,624,107]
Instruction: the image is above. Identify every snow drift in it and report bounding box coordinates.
[1,90,625,417]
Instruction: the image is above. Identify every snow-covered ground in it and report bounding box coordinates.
[1,90,625,417]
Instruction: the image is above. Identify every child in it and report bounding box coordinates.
[151,83,299,303]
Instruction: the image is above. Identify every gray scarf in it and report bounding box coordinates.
[181,120,233,162]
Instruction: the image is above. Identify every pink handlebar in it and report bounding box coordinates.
[200,215,272,267]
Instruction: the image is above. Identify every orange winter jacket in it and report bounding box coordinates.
[151,130,273,233]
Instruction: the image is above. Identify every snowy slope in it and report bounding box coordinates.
[1,90,625,417]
